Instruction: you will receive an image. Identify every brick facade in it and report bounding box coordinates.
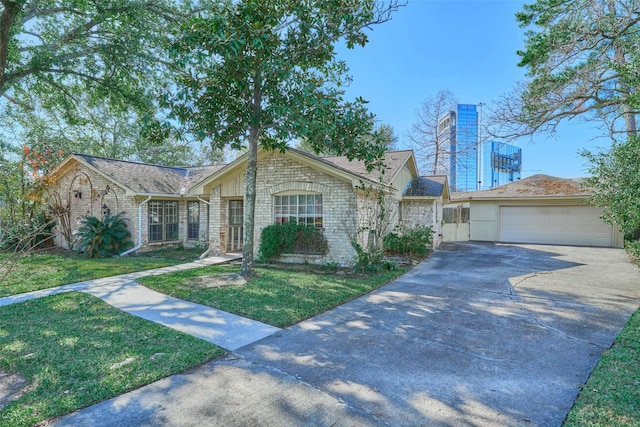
[208,151,359,265]
[47,164,208,253]
[47,151,447,264]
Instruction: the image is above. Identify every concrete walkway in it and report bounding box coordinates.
[0,255,280,351]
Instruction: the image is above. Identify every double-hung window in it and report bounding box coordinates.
[149,200,179,241]
[274,194,323,227]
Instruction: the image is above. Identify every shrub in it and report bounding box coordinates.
[626,239,640,257]
[75,212,133,258]
[384,225,433,257]
[0,213,55,252]
[258,222,328,262]
[350,239,383,272]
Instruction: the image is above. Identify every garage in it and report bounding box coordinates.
[499,205,615,247]
[448,174,624,248]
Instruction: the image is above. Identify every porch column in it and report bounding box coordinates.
[209,185,222,255]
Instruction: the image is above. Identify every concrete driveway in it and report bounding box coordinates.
[53,242,640,426]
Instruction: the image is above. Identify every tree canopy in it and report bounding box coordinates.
[0,1,221,232]
[0,0,189,111]
[583,135,640,236]
[295,123,398,155]
[492,0,640,140]
[164,0,403,276]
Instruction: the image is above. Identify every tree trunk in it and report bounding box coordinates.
[606,0,637,137]
[240,129,258,278]
[0,1,21,95]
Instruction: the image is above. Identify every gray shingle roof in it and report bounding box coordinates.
[452,174,591,200]
[319,150,414,184]
[71,149,416,196]
[73,154,224,195]
[404,176,447,197]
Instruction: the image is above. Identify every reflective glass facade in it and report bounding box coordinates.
[438,104,479,192]
[455,105,478,192]
[481,141,522,189]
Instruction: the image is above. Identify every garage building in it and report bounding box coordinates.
[448,174,624,248]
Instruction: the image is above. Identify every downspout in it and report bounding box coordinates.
[197,196,212,259]
[119,196,152,256]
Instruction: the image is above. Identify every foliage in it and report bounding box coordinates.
[163,0,404,277]
[384,225,433,257]
[351,239,384,272]
[564,309,640,426]
[582,135,640,235]
[0,1,189,112]
[0,292,221,427]
[408,89,460,175]
[0,213,54,252]
[346,178,397,271]
[74,212,133,258]
[296,123,398,155]
[492,0,640,139]
[138,264,408,328]
[0,1,223,230]
[625,240,640,258]
[258,222,328,262]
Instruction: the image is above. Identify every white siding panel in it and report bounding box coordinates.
[499,206,613,247]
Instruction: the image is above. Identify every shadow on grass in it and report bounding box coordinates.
[0,292,222,427]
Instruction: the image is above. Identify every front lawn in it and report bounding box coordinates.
[138,264,408,327]
[0,247,205,297]
[564,309,640,426]
[0,292,222,427]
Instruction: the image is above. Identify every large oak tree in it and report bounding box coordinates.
[0,0,189,110]
[493,0,639,139]
[164,0,403,277]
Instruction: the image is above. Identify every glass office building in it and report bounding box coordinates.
[481,141,522,189]
[438,104,479,192]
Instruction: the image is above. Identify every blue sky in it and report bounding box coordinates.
[337,0,612,178]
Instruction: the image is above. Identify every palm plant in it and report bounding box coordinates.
[75,212,132,258]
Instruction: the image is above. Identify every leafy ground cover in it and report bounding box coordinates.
[0,247,204,297]
[564,309,640,426]
[0,292,222,427]
[138,263,408,327]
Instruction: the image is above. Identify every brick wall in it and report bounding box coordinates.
[47,163,209,253]
[46,164,132,249]
[400,200,441,248]
[208,151,360,266]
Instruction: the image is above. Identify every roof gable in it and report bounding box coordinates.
[191,148,418,195]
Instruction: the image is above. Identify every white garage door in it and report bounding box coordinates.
[499,206,613,247]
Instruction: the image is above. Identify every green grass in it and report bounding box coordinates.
[564,309,640,426]
[0,291,222,427]
[0,247,204,297]
[138,264,408,327]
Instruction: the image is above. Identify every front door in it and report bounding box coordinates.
[227,200,243,252]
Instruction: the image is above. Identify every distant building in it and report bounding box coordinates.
[480,141,522,190]
[438,104,479,192]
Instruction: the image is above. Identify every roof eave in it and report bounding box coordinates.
[455,194,591,202]
[402,195,442,201]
